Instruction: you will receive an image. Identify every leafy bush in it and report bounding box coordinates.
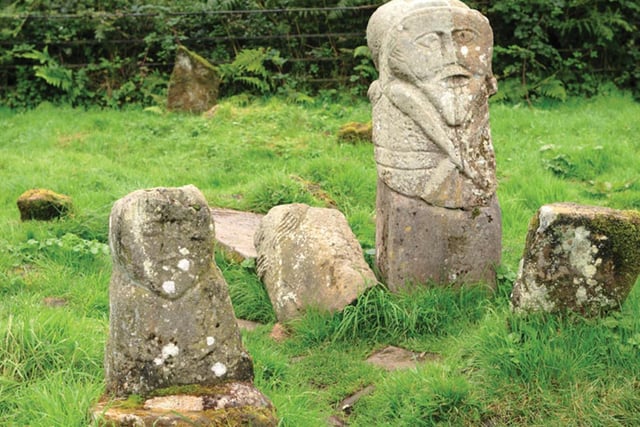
[2,0,638,108]
[468,0,640,102]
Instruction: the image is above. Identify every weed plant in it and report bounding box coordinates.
[0,92,639,425]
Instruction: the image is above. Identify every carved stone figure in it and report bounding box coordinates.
[368,0,501,289]
[105,185,253,397]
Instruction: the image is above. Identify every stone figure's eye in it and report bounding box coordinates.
[415,33,441,51]
[452,29,477,44]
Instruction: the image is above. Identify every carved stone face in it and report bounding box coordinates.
[386,8,494,125]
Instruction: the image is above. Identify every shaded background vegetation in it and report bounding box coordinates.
[1,0,639,108]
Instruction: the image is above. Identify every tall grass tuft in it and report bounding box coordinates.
[332,284,492,343]
[352,364,481,426]
[216,253,276,324]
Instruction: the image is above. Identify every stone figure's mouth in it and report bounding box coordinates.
[436,66,472,88]
[442,74,471,88]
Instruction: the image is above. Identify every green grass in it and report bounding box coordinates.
[1,92,640,425]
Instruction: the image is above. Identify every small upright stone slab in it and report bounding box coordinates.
[511,203,640,316]
[167,46,220,113]
[255,204,377,322]
[105,185,252,396]
[367,0,501,290]
[17,188,72,221]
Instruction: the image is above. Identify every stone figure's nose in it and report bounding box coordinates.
[440,33,457,65]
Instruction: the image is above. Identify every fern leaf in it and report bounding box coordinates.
[235,76,270,93]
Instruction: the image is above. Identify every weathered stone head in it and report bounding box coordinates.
[368,0,498,208]
[109,185,213,300]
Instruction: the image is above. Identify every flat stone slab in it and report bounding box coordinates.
[237,319,261,332]
[92,382,277,426]
[211,208,264,260]
[365,346,441,371]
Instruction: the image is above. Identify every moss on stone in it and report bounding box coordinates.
[167,46,220,113]
[92,383,278,427]
[201,406,277,427]
[337,121,373,143]
[16,188,73,221]
[590,210,640,282]
[177,45,219,75]
[150,383,224,398]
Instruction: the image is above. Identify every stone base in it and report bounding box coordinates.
[376,179,501,291]
[91,382,277,427]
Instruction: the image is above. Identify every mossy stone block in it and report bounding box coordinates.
[16,188,73,221]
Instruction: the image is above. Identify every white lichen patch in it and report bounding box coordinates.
[153,343,180,366]
[143,259,154,278]
[162,343,179,358]
[211,362,227,377]
[537,206,557,233]
[162,281,176,294]
[206,336,215,346]
[575,286,588,305]
[177,259,191,272]
[179,247,190,256]
[512,259,556,313]
[282,291,298,304]
[562,226,600,280]
[460,45,469,56]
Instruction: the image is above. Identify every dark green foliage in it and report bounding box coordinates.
[288,283,492,347]
[2,0,638,108]
[0,0,377,108]
[467,0,640,102]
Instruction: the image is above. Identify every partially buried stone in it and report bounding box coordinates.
[17,188,72,221]
[105,185,253,397]
[511,203,640,316]
[167,46,220,113]
[255,204,377,322]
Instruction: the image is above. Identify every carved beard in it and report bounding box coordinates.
[419,77,477,127]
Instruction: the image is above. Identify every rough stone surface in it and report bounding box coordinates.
[376,180,501,290]
[92,382,277,426]
[211,207,264,260]
[367,0,501,289]
[511,203,640,316]
[255,203,377,322]
[105,185,252,398]
[167,46,220,113]
[16,188,73,221]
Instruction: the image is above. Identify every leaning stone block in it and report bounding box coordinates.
[105,185,253,397]
[511,203,640,316]
[255,203,377,322]
[16,188,72,221]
